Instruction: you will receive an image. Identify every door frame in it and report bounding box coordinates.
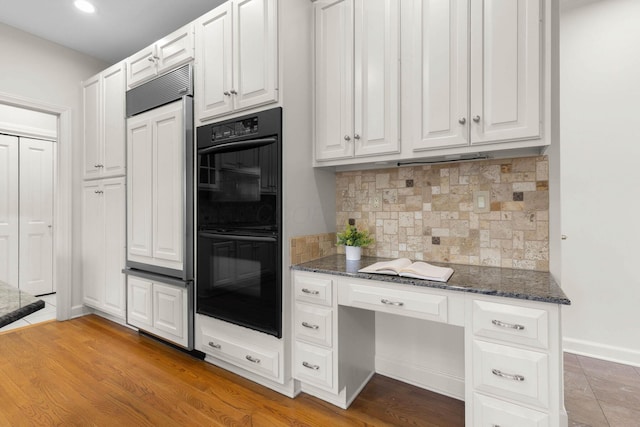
[0,91,73,321]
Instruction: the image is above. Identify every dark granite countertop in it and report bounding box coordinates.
[292,255,570,305]
[0,281,45,328]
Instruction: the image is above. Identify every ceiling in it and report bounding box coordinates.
[0,0,226,64]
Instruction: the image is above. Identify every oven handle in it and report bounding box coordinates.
[198,138,277,155]
[199,232,277,243]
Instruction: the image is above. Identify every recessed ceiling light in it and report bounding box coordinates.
[74,0,96,14]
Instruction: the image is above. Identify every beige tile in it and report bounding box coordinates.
[565,393,609,427]
[600,400,640,426]
[588,376,640,409]
[578,355,640,388]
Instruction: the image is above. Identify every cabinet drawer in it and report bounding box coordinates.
[473,299,549,349]
[474,393,549,427]
[294,341,334,390]
[473,340,549,409]
[294,273,333,307]
[342,283,447,323]
[294,304,333,347]
[201,330,279,380]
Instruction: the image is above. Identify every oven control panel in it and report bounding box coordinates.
[208,117,259,142]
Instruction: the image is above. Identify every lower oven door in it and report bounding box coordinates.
[197,232,281,338]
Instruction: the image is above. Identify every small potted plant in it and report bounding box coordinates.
[336,222,374,261]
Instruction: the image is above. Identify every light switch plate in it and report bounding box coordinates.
[473,191,490,213]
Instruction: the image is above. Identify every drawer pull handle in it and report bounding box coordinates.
[302,322,320,330]
[301,288,320,295]
[381,298,404,307]
[302,361,320,370]
[491,368,525,382]
[208,341,221,349]
[245,355,261,364]
[492,319,525,330]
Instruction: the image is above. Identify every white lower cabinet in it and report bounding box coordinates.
[126,275,191,348]
[474,393,550,427]
[294,341,334,389]
[82,177,126,319]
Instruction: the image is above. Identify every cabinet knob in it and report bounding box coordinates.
[354,134,361,140]
[230,89,238,95]
[344,135,351,141]
[561,235,567,240]
[473,115,481,123]
[458,117,466,125]
[223,91,231,96]
[147,56,155,63]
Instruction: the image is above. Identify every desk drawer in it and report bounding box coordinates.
[473,299,549,349]
[294,303,333,347]
[201,330,280,380]
[294,341,334,390]
[294,273,333,307]
[473,393,549,427]
[473,340,549,409]
[341,282,448,323]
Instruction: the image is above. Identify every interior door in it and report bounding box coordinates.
[0,135,19,288]
[19,137,54,295]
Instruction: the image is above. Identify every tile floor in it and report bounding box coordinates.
[0,293,57,333]
[0,302,638,426]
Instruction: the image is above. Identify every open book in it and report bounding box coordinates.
[358,258,454,282]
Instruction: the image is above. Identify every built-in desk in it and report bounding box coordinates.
[291,255,571,427]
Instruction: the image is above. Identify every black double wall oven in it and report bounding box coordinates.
[196,107,282,338]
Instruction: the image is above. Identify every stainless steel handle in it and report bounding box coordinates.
[354,134,361,140]
[98,164,104,168]
[473,115,481,123]
[344,135,351,141]
[301,288,319,295]
[561,235,567,240]
[492,368,525,382]
[223,91,231,96]
[381,299,404,307]
[230,89,238,95]
[208,341,221,349]
[492,319,525,331]
[94,190,103,194]
[302,361,320,370]
[148,56,155,62]
[302,322,319,330]
[245,355,260,364]
[94,164,100,168]
[458,117,466,124]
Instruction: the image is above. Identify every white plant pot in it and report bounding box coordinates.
[345,246,362,261]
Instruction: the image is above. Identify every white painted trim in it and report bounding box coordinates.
[0,91,73,321]
[0,121,57,140]
[375,355,465,401]
[564,338,640,368]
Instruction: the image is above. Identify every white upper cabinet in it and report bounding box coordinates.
[314,0,400,162]
[126,23,195,89]
[195,0,278,122]
[82,62,126,180]
[410,0,541,152]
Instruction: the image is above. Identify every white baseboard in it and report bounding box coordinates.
[375,355,465,401]
[563,337,640,367]
[70,304,89,319]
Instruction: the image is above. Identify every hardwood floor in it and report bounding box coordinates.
[0,315,464,426]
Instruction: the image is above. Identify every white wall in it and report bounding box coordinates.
[559,0,640,365]
[0,23,108,312]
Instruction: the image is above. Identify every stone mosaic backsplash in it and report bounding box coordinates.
[290,233,337,265]
[335,156,550,271]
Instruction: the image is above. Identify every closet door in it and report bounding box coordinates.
[0,135,19,288]
[19,138,54,295]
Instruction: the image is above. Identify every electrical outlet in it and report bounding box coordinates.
[372,196,381,208]
[473,191,490,213]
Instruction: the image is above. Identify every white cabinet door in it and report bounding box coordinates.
[153,282,185,341]
[127,100,184,271]
[127,276,153,328]
[353,0,400,157]
[196,3,233,119]
[0,135,19,288]
[102,178,126,317]
[127,113,153,261]
[156,24,195,75]
[314,0,354,161]
[409,0,469,151]
[470,0,540,144]
[101,63,126,178]
[151,101,184,269]
[233,0,278,111]
[19,138,53,296]
[82,180,104,308]
[82,75,101,179]
[127,44,158,89]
